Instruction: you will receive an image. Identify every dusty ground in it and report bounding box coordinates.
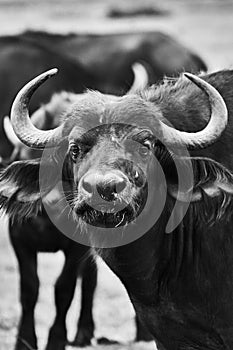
[0,0,233,349]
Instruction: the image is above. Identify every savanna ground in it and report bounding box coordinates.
[0,0,233,349]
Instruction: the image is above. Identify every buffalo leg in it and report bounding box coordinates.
[11,242,39,350]
[45,252,79,350]
[71,255,97,347]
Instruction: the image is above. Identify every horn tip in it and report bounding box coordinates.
[183,72,195,80]
[49,68,59,76]
[4,115,10,122]
[132,62,140,70]
[131,62,145,73]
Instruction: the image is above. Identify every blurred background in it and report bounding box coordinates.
[0,0,232,350]
[0,0,233,70]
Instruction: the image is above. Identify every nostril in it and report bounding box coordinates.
[82,180,93,194]
[95,178,127,202]
[116,180,126,193]
[97,184,113,201]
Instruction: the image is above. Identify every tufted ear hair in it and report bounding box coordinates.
[0,158,59,221]
[167,156,233,224]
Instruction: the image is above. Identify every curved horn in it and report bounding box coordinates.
[127,62,149,94]
[159,72,228,149]
[11,68,64,149]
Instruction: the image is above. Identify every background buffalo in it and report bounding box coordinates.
[0,30,206,159]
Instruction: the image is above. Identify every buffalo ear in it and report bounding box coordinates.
[0,159,59,220]
[167,156,233,224]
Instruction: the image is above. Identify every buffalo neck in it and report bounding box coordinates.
[97,203,233,349]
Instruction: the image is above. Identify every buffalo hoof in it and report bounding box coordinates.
[45,332,67,350]
[97,337,120,345]
[15,337,37,350]
[45,338,66,350]
[68,329,93,347]
[45,325,67,350]
[15,343,38,350]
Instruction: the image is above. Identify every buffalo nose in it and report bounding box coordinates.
[97,180,126,201]
[82,173,126,201]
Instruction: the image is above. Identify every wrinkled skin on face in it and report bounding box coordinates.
[64,123,156,228]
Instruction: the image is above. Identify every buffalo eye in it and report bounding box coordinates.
[138,140,152,157]
[69,144,80,162]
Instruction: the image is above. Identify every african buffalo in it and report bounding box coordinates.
[21,30,207,94]
[1,67,233,350]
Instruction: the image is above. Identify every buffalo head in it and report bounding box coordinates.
[0,67,230,238]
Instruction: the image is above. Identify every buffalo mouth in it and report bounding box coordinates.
[75,204,133,228]
[75,189,147,228]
